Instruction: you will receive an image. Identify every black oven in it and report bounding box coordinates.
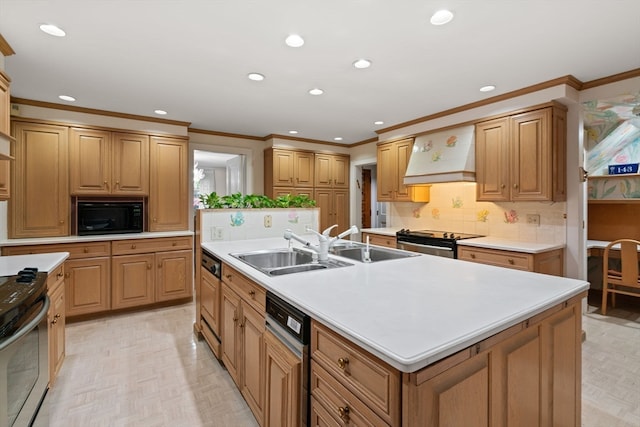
[0,269,49,427]
[396,229,484,258]
[77,201,143,235]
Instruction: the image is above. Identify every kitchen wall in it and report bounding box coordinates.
[388,182,566,244]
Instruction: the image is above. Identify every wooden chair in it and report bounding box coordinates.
[601,239,640,315]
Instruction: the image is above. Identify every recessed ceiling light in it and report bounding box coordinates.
[39,24,66,37]
[309,88,324,96]
[289,130,298,134]
[353,59,372,69]
[285,34,305,47]
[334,137,343,141]
[430,10,454,25]
[154,110,167,115]
[247,73,265,81]
[58,95,75,102]
[480,85,496,92]
[374,121,384,125]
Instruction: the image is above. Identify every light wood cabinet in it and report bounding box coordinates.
[475,104,567,202]
[403,295,582,426]
[69,128,149,195]
[155,249,193,302]
[10,121,69,238]
[149,136,188,231]
[0,71,10,140]
[361,232,397,249]
[314,188,349,236]
[47,263,65,385]
[377,138,430,202]
[111,253,155,309]
[65,257,111,317]
[0,160,9,200]
[264,148,315,190]
[311,320,401,426]
[221,263,266,426]
[263,329,301,427]
[314,153,349,189]
[458,246,564,276]
[200,267,221,357]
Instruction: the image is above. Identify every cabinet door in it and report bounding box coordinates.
[221,284,242,385]
[10,122,69,238]
[314,154,333,188]
[264,329,301,427]
[510,109,551,201]
[0,72,10,138]
[314,188,333,233]
[149,136,188,231]
[112,132,149,195]
[112,253,155,309]
[69,127,111,195]
[155,249,193,302]
[294,151,314,187]
[393,139,413,201]
[272,149,295,186]
[376,142,395,201]
[241,302,266,425]
[331,155,349,189]
[333,189,350,236]
[48,281,65,385]
[0,159,9,200]
[475,118,510,202]
[201,268,221,335]
[65,257,111,317]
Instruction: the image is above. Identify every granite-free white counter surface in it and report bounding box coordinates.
[0,252,69,276]
[458,237,565,253]
[359,228,401,237]
[0,231,194,247]
[202,237,588,373]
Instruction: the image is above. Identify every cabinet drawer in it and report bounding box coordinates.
[47,264,65,292]
[311,362,389,427]
[221,264,266,314]
[363,233,396,249]
[112,236,192,255]
[311,321,400,426]
[458,247,531,271]
[2,242,111,259]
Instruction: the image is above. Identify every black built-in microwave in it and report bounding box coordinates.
[77,201,143,235]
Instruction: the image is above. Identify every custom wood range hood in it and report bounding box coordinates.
[403,125,475,185]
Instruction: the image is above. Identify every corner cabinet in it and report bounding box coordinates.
[149,136,189,231]
[264,148,315,195]
[475,104,567,202]
[377,138,430,203]
[10,121,69,238]
[69,128,149,196]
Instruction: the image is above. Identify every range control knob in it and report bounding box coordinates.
[443,232,449,238]
[449,233,456,239]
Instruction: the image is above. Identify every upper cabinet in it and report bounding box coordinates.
[264,148,315,197]
[149,136,188,231]
[314,153,349,189]
[10,121,69,238]
[69,128,149,195]
[0,72,12,200]
[377,138,430,202]
[475,104,566,202]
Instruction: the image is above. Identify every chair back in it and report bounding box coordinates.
[604,239,640,287]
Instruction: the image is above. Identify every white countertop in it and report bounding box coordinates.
[202,237,588,373]
[458,237,565,253]
[360,228,401,237]
[0,231,194,247]
[0,252,69,276]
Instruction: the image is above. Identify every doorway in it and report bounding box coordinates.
[193,150,246,208]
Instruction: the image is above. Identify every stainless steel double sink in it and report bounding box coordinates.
[230,241,418,276]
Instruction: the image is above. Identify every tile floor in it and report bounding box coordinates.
[47,299,639,427]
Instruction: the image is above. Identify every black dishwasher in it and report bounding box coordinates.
[266,291,310,427]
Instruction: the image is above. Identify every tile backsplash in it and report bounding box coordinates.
[200,208,320,243]
[388,183,566,244]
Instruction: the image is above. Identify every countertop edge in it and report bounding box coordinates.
[0,231,194,247]
[458,237,565,253]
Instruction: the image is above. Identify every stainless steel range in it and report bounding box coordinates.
[396,229,484,258]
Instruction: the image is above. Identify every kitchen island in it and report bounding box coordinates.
[202,237,588,426]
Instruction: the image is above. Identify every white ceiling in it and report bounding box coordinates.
[1,0,639,144]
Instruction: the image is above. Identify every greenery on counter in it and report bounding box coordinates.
[198,192,317,209]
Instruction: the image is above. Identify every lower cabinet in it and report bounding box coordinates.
[263,329,301,427]
[458,246,564,276]
[47,263,66,385]
[65,257,111,317]
[361,232,397,249]
[200,267,221,357]
[111,254,155,309]
[220,264,266,426]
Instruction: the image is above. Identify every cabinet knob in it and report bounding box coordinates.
[51,318,58,325]
[338,406,350,422]
[153,218,157,222]
[83,248,89,253]
[131,244,136,249]
[248,290,255,297]
[337,357,349,370]
[513,183,518,189]
[226,274,232,280]
[508,258,515,265]
[115,180,120,187]
[64,272,70,278]
[470,253,476,259]
[54,313,61,319]
[57,272,64,278]
[500,184,506,189]
[172,242,177,246]
[147,263,152,270]
[233,316,238,323]
[59,220,64,224]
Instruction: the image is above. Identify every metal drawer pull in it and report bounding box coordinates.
[338,406,350,422]
[337,357,349,369]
